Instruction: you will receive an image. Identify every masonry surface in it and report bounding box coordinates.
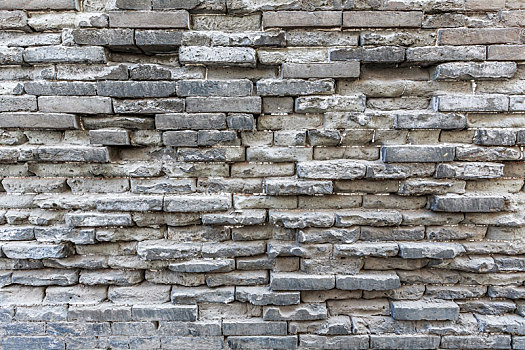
[1,0,525,349]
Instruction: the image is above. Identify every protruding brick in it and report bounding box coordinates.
[437,94,509,112]
[336,272,400,291]
[430,194,505,212]
[391,300,459,321]
[382,146,455,163]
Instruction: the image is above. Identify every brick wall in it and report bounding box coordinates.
[1,0,525,349]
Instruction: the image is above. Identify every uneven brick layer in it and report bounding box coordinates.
[0,0,525,349]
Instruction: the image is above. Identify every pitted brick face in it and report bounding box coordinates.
[0,0,524,349]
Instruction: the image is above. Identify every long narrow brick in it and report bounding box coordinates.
[438,28,521,45]
[343,11,423,28]
[109,10,189,28]
[391,300,459,321]
[430,194,505,212]
[38,96,113,114]
[282,62,360,79]
[263,11,341,28]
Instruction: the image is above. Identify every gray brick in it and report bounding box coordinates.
[430,194,505,212]
[155,113,226,130]
[265,179,332,195]
[476,314,525,334]
[137,240,201,260]
[97,81,177,98]
[12,269,78,286]
[438,28,520,45]
[392,299,459,321]
[433,62,517,80]
[437,94,509,112]
[382,145,455,163]
[38,96,113,114]
[132,304,197,321]
[334,242,399,257]
[0,95,37,112]
[263,11,341,28]
[343,11,423,27]
[257,78,334,96]
[227,336,298,349]
[269,210,334,229]
[271,272,335,291]
[116,0,151,9]
[488,45,525,61]
[179,46,256,67]
[177,79,252,97]
[109,10,189,28]
[474,129,516,146]
[282,62,360,78]
[406,45,486,63]
[223,319,288,335]
[0,226,34,240]
[330,46,405,63]
[297,160,367,179]
[71,29,134,49]
[171,286,234,304]
[370,335,440,350]
[0,11,27,30]
[264,303,327,321]
[299,335,369,349]
[336,272,400,291]
[235,286,300,306]
[68,304,132,321]
[0,47,23,65]
[1,337,65,350]
[2,242,72,259]
[227,113,254,130]
[163,130,198,146]
[1,0,79,9]
[164,194,231,212]
[135,30,183,53]
[441,335,511,349]
[399,242,465,259]
[23,46,106,64]
[335,210,402,227]
[65,212,132,227]
[395,111,465,129]
[186,96,261,113]
[295,95,366,113]
[90,129,130,146]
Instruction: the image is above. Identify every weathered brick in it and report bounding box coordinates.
[282,62,359,79]
[392,299,459,321]
[186,96,261,113]
[2,242,72,259]
[177,79,253,97]
[430,194,505,212]
[343,11,423,27]
[488,45,525,60]
[370,335,440,350]
[257,78,334,96]
[406,45,485,63]
[179,46,256,67]
[331,46,405,63]
[438,28,521,45]
[227,336,298,349]
[441,335,511,350]
[295,95,366,113]
[109,10,189,28]
[39,96,113,114]
[0,47,23,65]
[433,62,517,80]
[299,335,369,350]
[437,94,509,112]
[336,272,400,291]
[0,11,27,30]
[263,11,341,28]
[97,81,177,98]
[263,303,328,321]
[271,272,334,291]
[137,240,201,260]
[399,242,465,259]
[24,46,106,64]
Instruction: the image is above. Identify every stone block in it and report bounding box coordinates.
[343,11,423,27]
[391,300,459,320]
[263,11,341,28]
[109,10,189,28]
[430,194,505,212]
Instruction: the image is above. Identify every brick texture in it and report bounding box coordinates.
[0,1,524,349]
